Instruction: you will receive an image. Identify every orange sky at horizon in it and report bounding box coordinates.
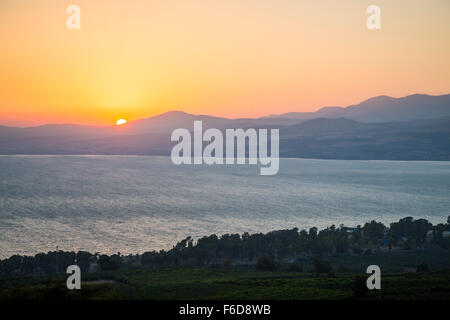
[1,0,449,127]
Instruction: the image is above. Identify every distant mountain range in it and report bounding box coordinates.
[266,94,450,123]
[0,93,449,160]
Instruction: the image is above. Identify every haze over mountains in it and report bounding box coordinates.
[0,94,449,160]
[266,94,450,122]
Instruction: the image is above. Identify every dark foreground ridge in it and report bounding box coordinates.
[1,216,449,300]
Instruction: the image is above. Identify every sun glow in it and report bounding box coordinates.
[116,119,127,125]
[0,1,449,126]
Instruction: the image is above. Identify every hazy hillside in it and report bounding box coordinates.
[279,117,450,160]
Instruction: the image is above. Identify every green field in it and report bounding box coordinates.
[2,265,450,300]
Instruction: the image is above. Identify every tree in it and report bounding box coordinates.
[76,251,93,272]
[98,255,120,271]
[363,221,385,239]
[309,227,318,239]
[390,217,432,244]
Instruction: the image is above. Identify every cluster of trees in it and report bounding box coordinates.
[139,216,449,268]
[1,216,449,278]
[0,251,125,278]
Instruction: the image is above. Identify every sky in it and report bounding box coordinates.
[0,0,449,126]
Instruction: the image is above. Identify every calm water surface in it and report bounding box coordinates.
[0,155,449,258]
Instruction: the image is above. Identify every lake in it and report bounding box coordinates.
[0,155,449,259]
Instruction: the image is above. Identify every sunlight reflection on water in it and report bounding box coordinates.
[1,155,449,258]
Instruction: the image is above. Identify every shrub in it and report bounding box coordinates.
[312,259,332,273]
[288,263,303,272]
[416,262,430,272]
[255,256,276,272]
[352,276,369,298]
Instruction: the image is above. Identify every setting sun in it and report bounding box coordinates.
[116,119,127,126]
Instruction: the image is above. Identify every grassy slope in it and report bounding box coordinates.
[1,248,450,300]
[2,268,450,300]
